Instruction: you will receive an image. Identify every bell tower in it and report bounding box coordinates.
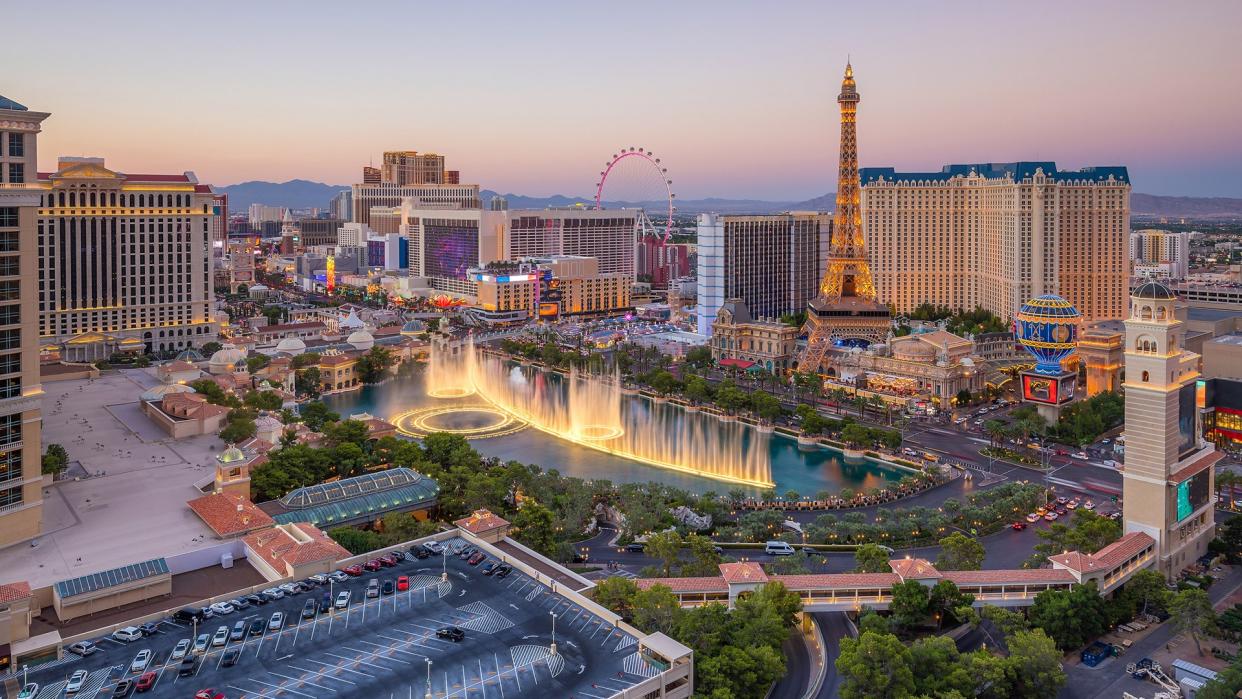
[1122,281,1218,578]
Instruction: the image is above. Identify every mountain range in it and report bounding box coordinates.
[215,180,1242,219]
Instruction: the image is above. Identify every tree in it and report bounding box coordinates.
[42,444,69,475]
[890,580,931,630]
[928,580,975,628]
[1170,588,1217,656]
[356,346,395,384]
[322,419,370,448]
[980,604,1030,638]
[909,636,973,697]
[853,543,891,573]
[858,610,892,636]
[1121,569,1173,618]
[681,533,722,577]
[201,341,223,355]
[593,577,639,619]
[644,530,684,578]
[630,584,682,635]
[695,643,786,699]
[684,346,713,369]
[750,391,782,422]
[1028,583,1110,651]
[245,354,271,373]
[1007,629,1067,697]
[1220,515,1242,554]
[378,512,438,545]
[840,423,871,448]
[836,631,916,699]
[511,501,558,556]
[936,531,986,571]
[295,367,322,397]
[955,388,973,406]
[299,401,339,432]
[1198,655,1242,699]
[684,376,711,404]
[714,380,749,414]
[243,390,283,411]
[327,526,382,555]
[219,415,256,443]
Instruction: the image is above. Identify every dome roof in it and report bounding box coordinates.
[176,348,205,362]
[1017,294,1081,320]
[347,330,374,351]
[254,414,283,431]
[339,309,365,330]
[274,336,307,355]
[1133,281,1176,300]
[218,446,246,464]
[209,345,247,368]
[400,319,427,336]
[140,383,195,402]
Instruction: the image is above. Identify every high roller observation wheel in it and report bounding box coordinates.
[595,147,676,242]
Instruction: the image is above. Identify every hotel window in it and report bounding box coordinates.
[6,163,23,184]
[6,133,21,157]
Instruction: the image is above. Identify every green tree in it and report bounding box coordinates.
[853,543,892,573]
[909,636,973,697]
[684,345,713,369]
[684,376,711,404]
[1219,515,1242,553]
[355,346,395,383]
[1197,655,1242,699]
[245,354,271,373]
[980,604,1030,638]
[41,444,69,475]
[858,610,892,636]
[714,380,750,414]
[219,415,256,443]
[936,531,986,571]
[630,584,683,635]
[681,533,722,576]
[299,401,339,431]
[295,366,322,397]
[322,418,370,448]
[201,341,224,355]
[928,579,975,628]
[644,530,684,578]
[750,391,783,422]
[890,580,931,630]
[511,501,558,556]
[1121,569,1173,617]
[378,512,438,545]
[954,388,973,406]
[327,526,382,555]
[840,423,871,448]
[695,643,786,699]
[1007,629,1067,697]
[836,631,916,699]
[1028,583,1110,651]
[593,577,639,619]
[1170,588,1217,656]
[243,390,283,411]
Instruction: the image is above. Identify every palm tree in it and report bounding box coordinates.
[830,387,849,415]
[983,419,1008,449]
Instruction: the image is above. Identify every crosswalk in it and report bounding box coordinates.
[614,635,637,652]
[622,652,658,679]
[455,602,514,634]
[509,644,565,679]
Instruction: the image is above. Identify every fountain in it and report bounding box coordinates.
[425,335,475,398]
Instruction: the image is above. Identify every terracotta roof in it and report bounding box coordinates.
[1048,550,1106,574]
[186,492,274,537]
[719,561,768,584]
[158,360,199,374]
[194,184,212,193]
[320,354,357,367]
[364,418,396,435]
[243,523,348,573]
[160,393,231,420]
[890,558,942,580]
[1092,532,1156,569]
[1168,450,1223,485]
[0,581,32,603]
[634,577,729,593]
[264,321,325,333]
[943,568,1076,585]
[454,509,510,535]
[772,573,901,589]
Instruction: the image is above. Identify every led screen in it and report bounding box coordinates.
[1176,470,1210,522]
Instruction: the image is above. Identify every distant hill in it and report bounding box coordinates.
[1131,193,1242,219]
[215,180,347,210]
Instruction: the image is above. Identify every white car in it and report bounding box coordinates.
[328,571,350,583]
[1072,452,1088,460]
[112,626,143,643]
[193,634,210,654]
[268,611,284,631]
[66,670,89,694]
[335,590,351,609]
[422,541,444,555]
[67,641,98,656]
[211,625,229,647]
[129,649,153,673]
[209,601,235,615]
[308,573,329,585]
[170,638,191,661]
[261,587,285,600]
[278,582,301,595]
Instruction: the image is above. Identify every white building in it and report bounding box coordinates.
[248,204,285,227]
[1131,229,1190,280]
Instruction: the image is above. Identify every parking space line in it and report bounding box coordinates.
[324,650,391,671]
[229,682,273,699]
[355,638,427,658]
[288,662,358,685]
[267,669,332,692]
[248,676,319,699]
[302,657,375,679]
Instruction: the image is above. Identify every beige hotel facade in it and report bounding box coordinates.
[860,162,1130,322]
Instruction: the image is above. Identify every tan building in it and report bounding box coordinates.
[142,391,231,438]
[35,157,220,355]
[709,299,799,373]
[507,209,639,279]
[242,522,350,581]
[381,150,447,185]
[827,329,987,408]
[546,255,632,315]
[470,256,632,322]
[0,96,48,549]
[860,162,1130,322]
[1079,320,1125,395]
[1202,334,1242,379]
[353,182,480,227]
[1122,281,1219,578]
[319,348,360,392]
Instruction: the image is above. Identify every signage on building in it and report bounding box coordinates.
[1021,371,1076,405]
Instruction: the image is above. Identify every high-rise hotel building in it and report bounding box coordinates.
[859,162,1130,322]
[0,96,48,547]
[352,150,479,227]
[35,157,219,356]
[696,212,829,336]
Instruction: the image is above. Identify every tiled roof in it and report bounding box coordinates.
[1048,550,1106,574]
[454,509,509,535]
[719,561,768,584]
[943,569,1076,585]
[635,577,729,593]
[1092,532,1155,569]
[186,492,275,537]
[0,581,32,603]
[890,558,942,580]
[243,523,348,573]
[773,573,901,589]
[1168,451,1223,485]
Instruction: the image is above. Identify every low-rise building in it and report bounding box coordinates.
[709,298,799,373]
[142,392,231,438]
[242,522,350,581]
[825,329,988,407]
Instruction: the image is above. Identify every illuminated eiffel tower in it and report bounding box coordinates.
[800,61,891,372]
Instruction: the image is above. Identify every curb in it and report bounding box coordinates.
[803,613,830,699]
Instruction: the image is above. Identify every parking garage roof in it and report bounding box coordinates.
[54,558,169,599]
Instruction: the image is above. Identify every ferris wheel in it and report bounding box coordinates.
[595,147,676,242]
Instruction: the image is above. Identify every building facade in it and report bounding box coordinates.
[1131,229,1190,281]
[0,96,48,548]
[696,212,829,336]
[298,218,342,247]
[709,299,799,373]
[35,157,219,355]
[351,182,480,227]
[381,151,447,185]
[637,235,693,288]
[1122,281,1218,578]
[860,162,1131,322]
[469,255,631,323]
[506,208,638,278]
[401,207,505,297]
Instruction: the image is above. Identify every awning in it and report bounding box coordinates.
[719,358,755,370]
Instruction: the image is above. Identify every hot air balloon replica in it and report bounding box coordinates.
[1014,294,1081,420]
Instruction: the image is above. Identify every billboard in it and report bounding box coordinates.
[1022,371,1076,406]
[1178,382,1198,457]
[1176,469,1211,522]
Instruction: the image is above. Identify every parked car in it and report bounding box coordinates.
[335,590,351,609]
[138,622,160,636]
[208,602,235,616]
[230,620,246,641]
[178,656,201,677]
[211,625,229,647]
[329,571,351,582]
[320,593,333,613]
[112,680,134,698]
[269,611,284,631]
[1044,512,1059,521]
[624,543,645,553]
[411,547,431,560]
[302,600,318,619]
[171,639,191,661]
[1025,513,1040,523]
[423,540,445,555]
[221,648,240,667]
[67,641,98,656]
[382,580,395,595]
[134,671,157,693]
[342,565,364,577]
[308,574,329,585]
[436,626,465,642]
[397,575,410,591]
[467,552,486,566]
[248,619,266,637]
[366,579,380,598]
[261,587,285,600]
[764,541,795,556]
[193,634,210,654]
[228,597,250,611]
[363,559,383,572]
[16,684,37,699]
[129,649,153,673]
[450,542,466,555]
[458,546,477,559]
[113,627,144,643]
[194,690,223,699]
[1011,522,1028,531]
[494,565,512,579]
[245,594,266,606]
[67,670,89,693]
[278,583,302,596]
[173,607,207,624]
[378,554,399,567]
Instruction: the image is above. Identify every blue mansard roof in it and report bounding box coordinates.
[0,96,30,111]
[860,162,1130,186]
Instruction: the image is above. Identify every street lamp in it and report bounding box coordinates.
[425,658,433,699]
[550,612,558,656]
[441,546,448,583]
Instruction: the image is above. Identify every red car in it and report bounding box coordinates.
[467,552,486,566]
[135,672,157,693]
[397,575,409,592]
[1011,522,1027,531]
[341,565,364,577]
[377,554,399,568]
[194,690,224,699]
[363,559,383,572]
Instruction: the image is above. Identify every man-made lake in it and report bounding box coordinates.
[325,366,905,496]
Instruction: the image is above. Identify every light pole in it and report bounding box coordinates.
[550,612,558,656]
[441,546,448,583]
[424,658,433,699]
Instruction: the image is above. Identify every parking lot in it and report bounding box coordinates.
[12,537,658,699]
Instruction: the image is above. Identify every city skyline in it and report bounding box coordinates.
[4,1,1241,199]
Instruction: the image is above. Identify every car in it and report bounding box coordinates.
[112,680,134,698]
[1072,452,1088,460]
[1056,496,1068,505]
[261,587,285,600]
[230,621,246,641]
[329,571,351,582]
[135,671,157,693]
[366,579,380,598]
[363,559,383,572]
[1055,506,1067,515]
[450,542,466,555]
[481,563,498,575]
[1044,512,1059,521]
[1056,449,1069,456]
[221,648,241,667]
[468,552,486,566]
[228,597,250,611]
[209,602,235,616]
[113,626,144,642]
[130,649,153,673]
[624,543,645,553]
[199,606,216,620]
[308,573,329,585]
[171,639,191,661]
[494,565,512,579]
[138,622,160,636]
[212,625,229,647]
[1101,438,1111,444]
[178,656,201,677]
[764,541,796,556]
[248,619,266,636]
[382,580,395,595]
[320,592,333,612]
[300,577,322,589]
[194,690,223,699]
[1011,522,1027,531]
[1025,513,1040,523]
[459,546,477,559]
[278,583,302,596]
[1083,500,1096,510]
[16,685,37,699]
[269,611,284,631]
[193,634,210,654]
[423,541,444,555]
[378,554,399,567]
[67,641,99,656]
[173,607,207,624]
[335,590,351,609]
[245,594,266,606]
[411,547,431,560]
[397,575,410,591]
[436,626,465,642]
[1066,500,1079,510]
[67,670,90,693]
[342,564,364,577]
[302,600,318,619]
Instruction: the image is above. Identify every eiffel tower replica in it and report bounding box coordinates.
[800,61,891,372]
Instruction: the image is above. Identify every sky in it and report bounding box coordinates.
[4,1,1241,199]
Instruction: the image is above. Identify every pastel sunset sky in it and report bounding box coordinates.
[4,0,1240,199]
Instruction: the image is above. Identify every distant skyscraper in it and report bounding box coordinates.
[637,236,693,289]
[0,95,47,548]
[1131,229,1190,280]
[210,192,228,259]
[298,218,343,247]
[801,61,890,370]
[696,212,828,336]
[860,162,1131,322]
[362,166,381,185]
[401,206,506,297]
[329,189,352,222]
[248,204,285,227]
[507,209,638,278]
[381,151,446,185]
[351,182,480,226]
